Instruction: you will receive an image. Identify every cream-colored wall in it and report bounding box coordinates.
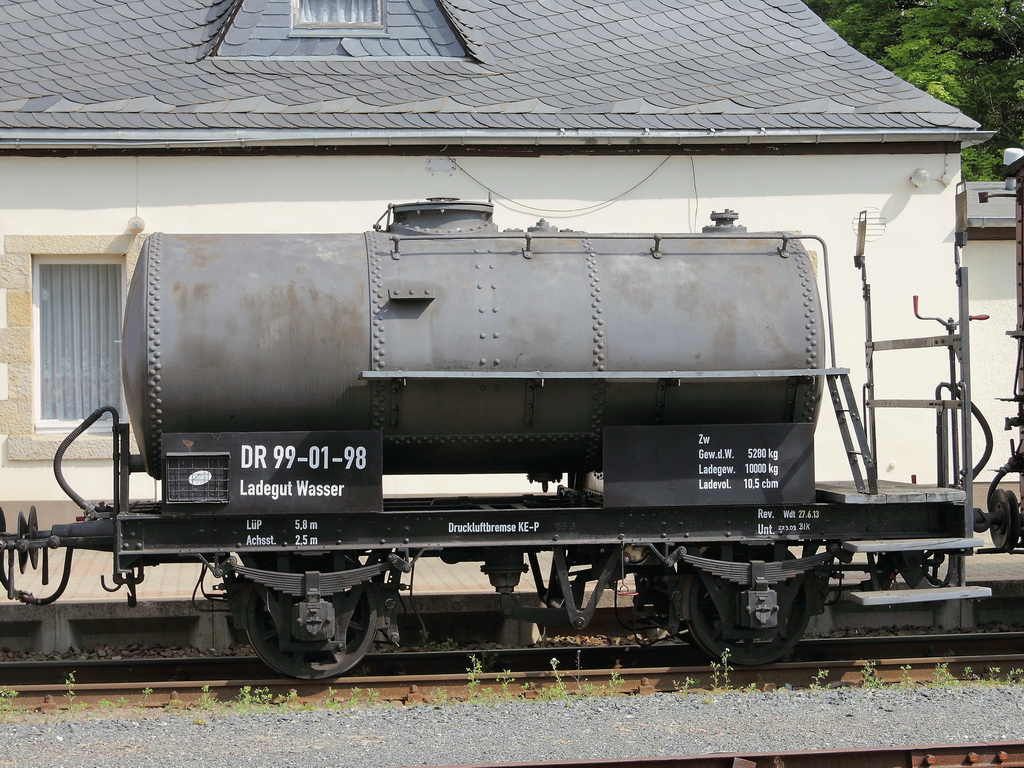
[963,237,1018,486]
[0,150,978,512]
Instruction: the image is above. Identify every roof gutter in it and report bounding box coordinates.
[967,216,1015,228]
[0,127,994,151]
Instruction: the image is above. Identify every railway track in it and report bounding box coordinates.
[4,631,1024,712]
[441,744,1024,768]
[5,629,1024,686]
[6,630,1024,684]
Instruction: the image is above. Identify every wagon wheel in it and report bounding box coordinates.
[16,511,28,575]
[0,506,6,585]
[989,489,1021,552]
[27,507,39,570]
[683,570,813,666]
[242,580,380,680]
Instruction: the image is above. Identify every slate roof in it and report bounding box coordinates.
[0,0,986,149]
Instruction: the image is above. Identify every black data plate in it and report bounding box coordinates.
[161,430,383,514]
[603,424,814,507]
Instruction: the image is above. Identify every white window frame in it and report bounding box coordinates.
[31,255,125,434]
[291,0,385,31]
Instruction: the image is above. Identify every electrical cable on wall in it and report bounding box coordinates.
[686,152,699,232]
[447,155,691,219]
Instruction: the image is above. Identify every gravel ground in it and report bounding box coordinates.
[3,686,1024,767]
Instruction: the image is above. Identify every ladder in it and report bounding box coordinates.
[826,371,877,494]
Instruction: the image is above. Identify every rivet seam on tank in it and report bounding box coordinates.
[585,244,605,373]
[585,242,605,466]
[478,266,499,365]
[798,253,820,422]
[146,232,164,472]
[367,232,387,430]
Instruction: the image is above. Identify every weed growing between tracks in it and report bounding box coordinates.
[808,668,830,692]
[324,686,381,709]
[63,672,86,713]
[708,650,732,692]
[459,652,626,706]
[673,650,740,702]
[0,686,18,715]
[465,655,520,705]
[8,655,1024,721]
[797,661,1024,697]
[860,660,887,690]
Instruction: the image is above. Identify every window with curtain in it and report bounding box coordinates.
[294,0,383,27]
[36,261,122,425]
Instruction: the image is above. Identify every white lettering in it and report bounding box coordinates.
[698,464,735,476]
[698,450,736,461]
[448,522,521,534]
[240,444,267,469]
[295,480,345,497]
[245,534,277,546]
[238,479,294,500]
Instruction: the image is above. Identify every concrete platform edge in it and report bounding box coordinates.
[2,578,1021,656]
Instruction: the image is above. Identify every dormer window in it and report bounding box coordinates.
[217,0,464,55]
[293,0,383,29]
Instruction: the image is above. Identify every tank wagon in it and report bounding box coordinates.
[0,198,1001,678]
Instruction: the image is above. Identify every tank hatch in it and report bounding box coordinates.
[702,209,747,234]
[388,198,497,235]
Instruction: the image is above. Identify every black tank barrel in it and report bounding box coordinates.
[122,201,823,478]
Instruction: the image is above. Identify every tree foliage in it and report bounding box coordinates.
[804,0,1024,180]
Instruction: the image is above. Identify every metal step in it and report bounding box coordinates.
[867,398,962,410]
[847,586,992,606]
[870,335,960,352]
[816,481,966,504]
[842,537,983,553]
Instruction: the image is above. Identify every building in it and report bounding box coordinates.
[0,0,991,523]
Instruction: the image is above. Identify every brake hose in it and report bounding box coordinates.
[52,406,119,513]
